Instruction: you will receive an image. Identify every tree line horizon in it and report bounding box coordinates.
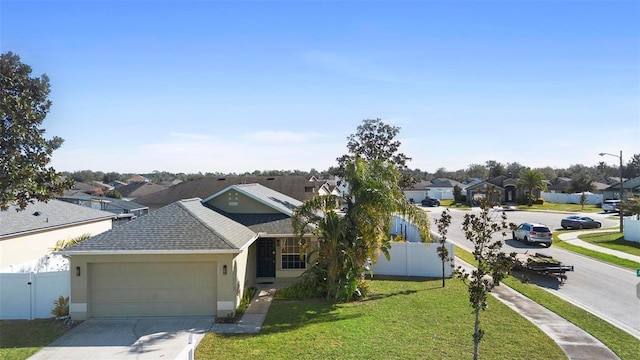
[63,156,640,186]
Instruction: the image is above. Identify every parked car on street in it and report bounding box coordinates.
[561,216,602,229]
[602,200,621,213]
[421,197,440,207]
[513,222,553,247]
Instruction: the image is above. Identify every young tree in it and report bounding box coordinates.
[455,194,516,360]
[516,169,547,206]
[435,209,453,287]
[0,52,72,211]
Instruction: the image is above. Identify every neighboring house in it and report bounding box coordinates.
[403,178,466,202]
[0,200,115,272]
[57,194,149,222]
[63,182,104,197]
[403,180,431,203]
[602,176,640,201]
[126,175,148,183]
[116,182,167,200]
[547,177,608,194]
[110,180,128,189]
[547,177,572,193]
[465,175,523,204]
[159,179,183,187]
[60,183,319,320]
[134,176,329,211]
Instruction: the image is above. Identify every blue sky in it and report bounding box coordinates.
[2,1,638,174]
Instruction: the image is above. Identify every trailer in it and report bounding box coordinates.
[514,252,574,282]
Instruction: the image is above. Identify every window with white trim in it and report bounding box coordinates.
[281,238,306,269]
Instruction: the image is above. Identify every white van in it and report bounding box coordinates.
[602,200,620,213]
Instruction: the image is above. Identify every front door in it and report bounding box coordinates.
[257,238,276,277]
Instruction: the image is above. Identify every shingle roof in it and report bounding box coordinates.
[117,182,167,198]
[0,200,115,239]
[133,176,324,207]
[58,194,148,211]
[61,198,257,252]
[209,208,294,234]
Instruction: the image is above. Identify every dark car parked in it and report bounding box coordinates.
[421,197,440,207]
[560,216,601,229]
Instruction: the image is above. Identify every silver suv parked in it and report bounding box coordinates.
[513,222,553,248]
[602,200,620,213]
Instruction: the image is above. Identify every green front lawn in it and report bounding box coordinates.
[455,246,640,360]
[553,230,640,270]
[521,202,601,213]
[577,231,640,257]
[0,318,71,360]
[196,279,565,360]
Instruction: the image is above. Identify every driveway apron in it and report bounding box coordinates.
[28,317,213,360]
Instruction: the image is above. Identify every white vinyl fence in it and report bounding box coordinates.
[541,191,603,205]
[372,242,454,277]
[0,271,69,319]
[624,217,640,243]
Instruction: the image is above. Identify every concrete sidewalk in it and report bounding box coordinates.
[558,229,640,263]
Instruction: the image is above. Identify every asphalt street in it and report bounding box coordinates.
[425,206,640,340]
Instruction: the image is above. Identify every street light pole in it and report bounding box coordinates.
[599,151,624,233]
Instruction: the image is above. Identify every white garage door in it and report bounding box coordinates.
[90,262,216,317]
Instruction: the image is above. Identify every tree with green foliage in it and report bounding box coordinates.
[486,160,506,178]
[335,118,415,188]
[466,163,489,180]
[435,209,453,287]
[453,184,463,203]
[619,197,640,216]
[0,52,72,211]
[567,172,595,194]
[516,168,547,206]
[454,193,516,360]
[625,154,640,179]
[293,157,431,301]
[104,189,122,199]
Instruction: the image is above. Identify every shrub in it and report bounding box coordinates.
[532,199,544,205]
[51,296,69,319]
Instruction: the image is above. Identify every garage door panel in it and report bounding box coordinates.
[90,262,217,317]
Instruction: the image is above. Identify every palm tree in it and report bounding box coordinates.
[292,157,431,301]
[516,169,547,206]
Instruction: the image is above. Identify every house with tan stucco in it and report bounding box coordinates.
[0,200,115,272]
[60,183,318,320]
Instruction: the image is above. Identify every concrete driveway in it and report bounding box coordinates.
[29,317,214,360]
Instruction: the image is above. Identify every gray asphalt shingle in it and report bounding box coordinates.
[62,198,257,252]
[0,200,115,238]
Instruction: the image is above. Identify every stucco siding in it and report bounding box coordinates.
[0,220,112,270]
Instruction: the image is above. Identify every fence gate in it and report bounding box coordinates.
[0,271,70,320]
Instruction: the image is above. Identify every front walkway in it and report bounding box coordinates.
[209,278,295,334]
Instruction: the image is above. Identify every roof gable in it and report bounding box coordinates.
[61,198,257,253]
[203,183,302,216]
